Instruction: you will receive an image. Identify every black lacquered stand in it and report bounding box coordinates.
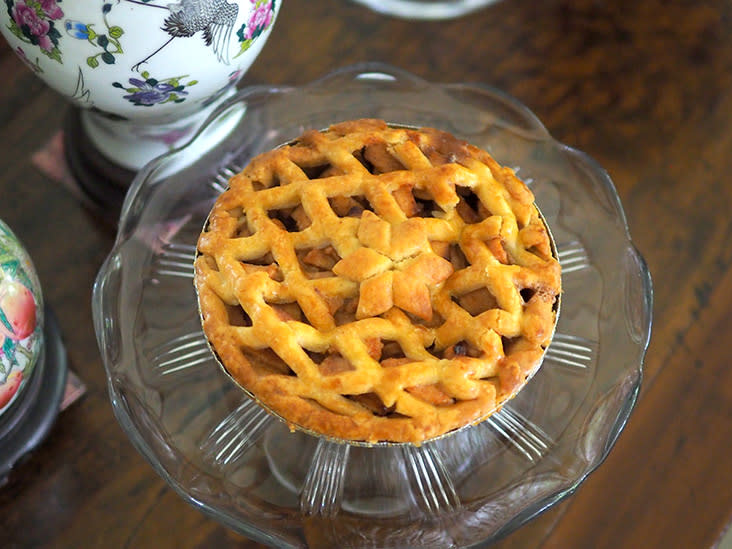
[0,307,67,485]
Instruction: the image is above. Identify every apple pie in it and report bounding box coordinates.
[194,119,561,444]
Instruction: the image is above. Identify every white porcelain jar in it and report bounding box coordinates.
[0,0,281,169]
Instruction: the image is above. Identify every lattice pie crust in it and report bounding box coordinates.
[195,119,561,444]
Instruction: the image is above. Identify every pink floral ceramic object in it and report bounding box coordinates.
[7,0,64,59]
[0,219,43,417]
[0,0,281,171]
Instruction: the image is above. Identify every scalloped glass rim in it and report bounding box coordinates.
[94,62,653,547]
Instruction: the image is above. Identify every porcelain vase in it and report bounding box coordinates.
[0,0,281,172]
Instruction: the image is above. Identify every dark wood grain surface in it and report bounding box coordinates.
[1,0,731,547]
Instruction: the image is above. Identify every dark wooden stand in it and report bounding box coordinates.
[63,107,135,222]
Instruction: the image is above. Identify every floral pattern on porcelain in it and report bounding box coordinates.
[4,0,63,62]
[64,3,124,69]
[0,219,43,416]
[113,72,198,107]
[236,0,276,57]
[15,45,42,72]
[0,0,280,169]
[0,0,280,114]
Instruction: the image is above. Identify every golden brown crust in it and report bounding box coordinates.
[194,119,561,444]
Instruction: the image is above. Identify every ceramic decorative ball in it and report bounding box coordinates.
[0,220,43,419]
[0,0,281,171]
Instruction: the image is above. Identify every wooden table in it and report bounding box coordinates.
[1,0,731,547]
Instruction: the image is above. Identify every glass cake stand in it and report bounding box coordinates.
[92,63,653,548]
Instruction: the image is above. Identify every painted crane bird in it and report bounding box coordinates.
[128,0,239,71]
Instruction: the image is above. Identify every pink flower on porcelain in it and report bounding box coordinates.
[244,1,273,40]
[145,125,194,147]
[11,2,51,45]
[36,33,53,52]
[228,69,243,83]
[15,46,29,63]
[39,0,64,20]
